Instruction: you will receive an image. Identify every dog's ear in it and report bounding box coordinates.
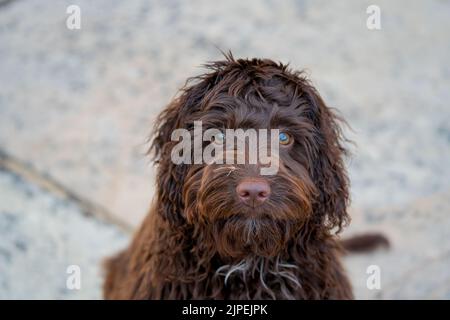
[303,85,350,232]
[149,80,211,225]
[149,98,187,225]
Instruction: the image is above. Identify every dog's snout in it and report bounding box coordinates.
[236,178,271,207]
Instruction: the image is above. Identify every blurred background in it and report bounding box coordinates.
[0,0,449,299]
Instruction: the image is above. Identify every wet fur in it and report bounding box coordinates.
[104,54,353,299]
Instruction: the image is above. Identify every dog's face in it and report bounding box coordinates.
[152,57,349,260]
[182,95,318,259]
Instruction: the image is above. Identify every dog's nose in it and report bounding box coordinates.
[236,178,271,207]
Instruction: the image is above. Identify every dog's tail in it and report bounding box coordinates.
[341,233,390,254]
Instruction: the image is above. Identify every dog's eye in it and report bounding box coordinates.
[279,132,292,145]
[214,132,225,144]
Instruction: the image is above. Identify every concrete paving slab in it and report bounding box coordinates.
[0,168,128,299]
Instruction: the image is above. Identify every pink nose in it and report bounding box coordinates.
[236,178,271,207]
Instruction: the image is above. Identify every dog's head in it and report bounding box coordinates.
[150,55,349,260]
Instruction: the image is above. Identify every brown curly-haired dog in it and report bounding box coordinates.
[104,54,359,299]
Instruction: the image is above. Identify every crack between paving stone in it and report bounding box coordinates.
[0,148,134,234]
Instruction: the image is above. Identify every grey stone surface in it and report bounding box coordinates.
[344,190,450,299]
[0,169,128,299]
[0,0,449,299]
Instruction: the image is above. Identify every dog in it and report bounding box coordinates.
[103,54,387,299]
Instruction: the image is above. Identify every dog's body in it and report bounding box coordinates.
[104,55,358,299]
[104,206,352,299]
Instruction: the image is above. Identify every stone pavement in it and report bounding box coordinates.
[0,166,128,299]
[0,0,449,299]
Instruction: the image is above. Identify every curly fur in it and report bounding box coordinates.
[103,53,353,299]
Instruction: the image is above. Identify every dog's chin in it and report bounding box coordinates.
[211,213,294,260]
